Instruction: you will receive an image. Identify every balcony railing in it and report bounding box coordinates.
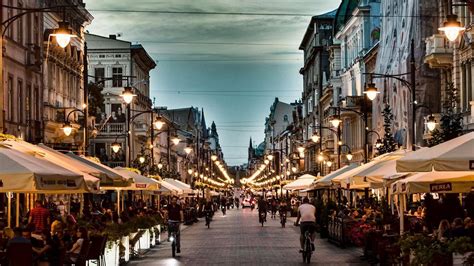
[99,123,125,135]
[424,34,453,68]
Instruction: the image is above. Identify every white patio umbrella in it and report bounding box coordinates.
[283,174,318,191]
[397,131,474,172]
[113,167,160,191]
[391,171,474,195]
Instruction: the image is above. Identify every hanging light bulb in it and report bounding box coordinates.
[62,122,73,136]
[188,168,193,175]
[111,142,121,153]
[154,117,165,130]
[120,87,136,104]
[184,146,193,154]
[51,21,77,48]
[426,115,437,131]
[171,136,181,145]
[318,153,324,162]
[346,152,353,161]
[297,146,305,154]
[267,154,274,160]
[157,162,163,169]
[439,14,465,42]
[326,161,333,167]
[375,139,383,149]
[139,156,145,164]
[291,166,298,173]
[330,117,342,128]
[364,83,380,101]
[211,154,218,161]
[311,133,320,143]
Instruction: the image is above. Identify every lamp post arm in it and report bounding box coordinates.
[366,130,382,139]
[362,72,414,89]
[65,109,85,123]
[312,125,338,135]
[414,104,434,114]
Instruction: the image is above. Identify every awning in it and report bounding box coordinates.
[112,167,159,191]
[283,174,317,191]
[333,150,408,189]
[1,140,100,192]
[0,146,91,193]
[391,171,474,194]
[163,178,194,195]
[397,132,474,172]
[311,164,359,189]
[63,152,127,186]
[159,180,183,195]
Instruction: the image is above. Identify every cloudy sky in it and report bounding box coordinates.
[84,0,340,166]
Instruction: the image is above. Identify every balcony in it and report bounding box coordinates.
[424,34,453,69]
[99,123,125,136]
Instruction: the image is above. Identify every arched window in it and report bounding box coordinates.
[283,115,289,122]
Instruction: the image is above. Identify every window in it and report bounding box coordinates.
[18,80,23,124]
[112,67,123,87]
[7,0,13,38]
[115,54,122,58]
[99,55,105,58]
[26,84,31,123]
[33,14,39,45]
[283,115,289,122]
[7,76,14,121]
[34,87,40,121]
[95,68,105,83]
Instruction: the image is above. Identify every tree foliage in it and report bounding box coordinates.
[427,83,463,147]
[87,82,105,118]
[378,104,397,154]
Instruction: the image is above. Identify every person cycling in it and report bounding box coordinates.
[257,197,268,222]
[295,197,316,252]
[271,198,278,219]
[166,196,184,253]
[203,199,214,226]
[279,200,289,216]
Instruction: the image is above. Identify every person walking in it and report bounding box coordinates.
[28,200,51,233]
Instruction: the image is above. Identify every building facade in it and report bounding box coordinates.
[86,33,156,166]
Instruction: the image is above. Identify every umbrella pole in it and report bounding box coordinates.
[399,194,405,235]
[15,193,19,227]
[79,194,84,218]
[117,190,121,215]
[7,192,11,228]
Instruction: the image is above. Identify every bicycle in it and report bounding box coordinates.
[280,211,287,228]
[259,211,266,227]
[205,210,212,229]
[168,220,181,257]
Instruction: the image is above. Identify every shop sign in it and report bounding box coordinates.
[430,182,452,192]
[135,184,147,189]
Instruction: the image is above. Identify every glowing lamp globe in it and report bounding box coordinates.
[51,22,76,48]
[139,156,145,164]
[426,115,437,131]
[171,136,180,145]
[439,14,465,42]
[154,118,165,130]
[111,142,121,153]
[364,83,380,101]
[346,152,353,161]
[311,133,320,143]
[62,122,73,136]
[330,117,342,128]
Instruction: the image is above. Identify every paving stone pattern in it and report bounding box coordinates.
[129,208,366,265]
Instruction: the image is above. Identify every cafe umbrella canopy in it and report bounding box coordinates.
[1,140,100,192]
[396,131,474,172]
[113,167,160,191]
[283,174,319,191]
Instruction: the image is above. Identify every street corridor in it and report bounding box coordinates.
[130,208,364,265]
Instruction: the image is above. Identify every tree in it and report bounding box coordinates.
[87,82,104,118]
[378,104,397,154]
[427,83,463,147]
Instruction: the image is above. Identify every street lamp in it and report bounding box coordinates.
[157,162,163,170]
[139,155,145,164]
[326,161,333,167]
[120,87,136,105]
[267,154,274,161]
[184,146,193,155]
[329,117,342,128]
[297,146,305,154]
[171,136,181,145]
[111,142,121,153]
[211,154,218,161]
[187,168,194,175]
[50,21,77,48]
[363,82,380,101]
[346,151,353,161]
[439,14,465,42]
[311,133,320,143]
[154,117,165,130]
[375,139,383,149]
[62,122,73,137]
[426,115,437,131]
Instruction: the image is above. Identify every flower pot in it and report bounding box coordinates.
[154,225,161,244]
[121,235,130,262]
[129,231,140,253]
[105,240,120,266]
[139,228,151,250]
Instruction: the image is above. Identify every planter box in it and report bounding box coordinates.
[154,225,161,245]
[129,231,140,254]
[121,235,130,262]
[139,229,151,250]
[105,240,120,266]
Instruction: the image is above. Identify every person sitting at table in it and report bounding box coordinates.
[451,218,467,238]
[21,226,41,248]
[437,219,451,242]
[6,227,30,246]
[33,229,61,266]
[65,227,88,263]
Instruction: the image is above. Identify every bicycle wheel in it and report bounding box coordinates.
[172,241,176,257]
[305,239,312,264]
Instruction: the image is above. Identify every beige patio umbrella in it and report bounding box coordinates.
[391,171,474,195]
[311,164,359,189]
[2,139,104,190]
[158,180,183,195]
[113,167,160,191]
[163,178,195,195]
[283,174,318,191]
[396,131,474,172]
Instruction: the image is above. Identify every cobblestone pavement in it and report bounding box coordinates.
[129,208,366,265]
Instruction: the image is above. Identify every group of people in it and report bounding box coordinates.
[1,200,88,265]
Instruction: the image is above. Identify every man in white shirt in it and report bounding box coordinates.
[295,197,316,252]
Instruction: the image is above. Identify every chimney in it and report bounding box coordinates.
[109,35,117,40]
